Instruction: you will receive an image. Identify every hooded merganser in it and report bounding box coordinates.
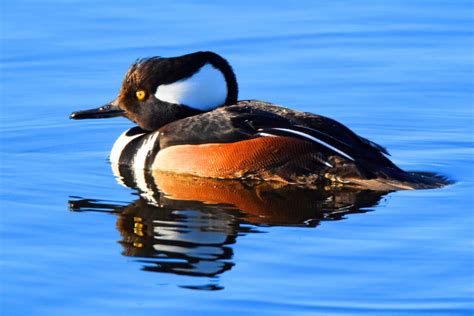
[70,51,449,190]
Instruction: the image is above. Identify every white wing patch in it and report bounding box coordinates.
[155,63,227,111]
[259,127,355,162]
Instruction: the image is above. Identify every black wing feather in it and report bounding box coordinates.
[158,101,394,168]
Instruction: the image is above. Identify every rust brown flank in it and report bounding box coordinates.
[153,136,315,179]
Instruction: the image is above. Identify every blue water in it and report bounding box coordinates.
[1,1,473,315]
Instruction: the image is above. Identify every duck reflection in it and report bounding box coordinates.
[71,196,240,277]
[69,165,388,286]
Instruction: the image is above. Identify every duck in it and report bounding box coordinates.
[70,51,449,191]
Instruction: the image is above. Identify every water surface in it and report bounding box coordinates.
[0,1,473,315]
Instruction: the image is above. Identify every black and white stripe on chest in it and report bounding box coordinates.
[109,127,160,169]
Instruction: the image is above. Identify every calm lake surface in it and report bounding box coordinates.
[1,1,473,315]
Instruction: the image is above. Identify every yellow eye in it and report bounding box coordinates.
[136,90,146,101]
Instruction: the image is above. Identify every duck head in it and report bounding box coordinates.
[70,51,238,131]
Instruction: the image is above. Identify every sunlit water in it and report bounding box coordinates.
[1,1,473,315]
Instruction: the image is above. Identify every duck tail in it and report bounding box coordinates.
[345,169,452,191]
[393,171,453,190]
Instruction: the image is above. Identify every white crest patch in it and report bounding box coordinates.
[154,63,227,110]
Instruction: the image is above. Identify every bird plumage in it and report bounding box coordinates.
[70,51,450,190]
